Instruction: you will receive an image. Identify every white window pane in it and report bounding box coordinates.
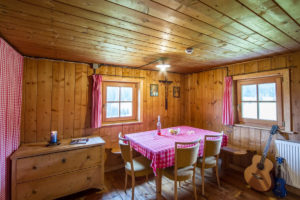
[120,102,132,117]
[106,103,119,118]
[258,83,276,101]
[259,102,277,121]
[242,84,257,101]
[121,87,132,101]
[242,102,257,119]
[107,87,119,101]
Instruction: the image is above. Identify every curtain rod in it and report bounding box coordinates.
[88,73,145,79]
[189,65,296,76]
[229,65,296,77]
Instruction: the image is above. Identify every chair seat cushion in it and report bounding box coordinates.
[197,156,217,168]
[163,166,194,181]
[125,156,153,177]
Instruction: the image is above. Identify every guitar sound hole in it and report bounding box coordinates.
[257,163,264,170]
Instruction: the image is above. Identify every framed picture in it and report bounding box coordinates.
[173,86,180,98]
[150,84,158,97]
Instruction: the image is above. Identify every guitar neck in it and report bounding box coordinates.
[260,134,274,164]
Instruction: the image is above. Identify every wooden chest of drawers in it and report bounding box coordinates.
[11,136,105,200]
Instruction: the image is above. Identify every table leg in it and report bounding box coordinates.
[155,168,162,200]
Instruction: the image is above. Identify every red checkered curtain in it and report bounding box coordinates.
[222,76,234,125]
[0,38,23,200]
[91,75,102,128]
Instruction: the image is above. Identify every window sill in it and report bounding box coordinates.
[101,121,143,127]
[234,123,295,134]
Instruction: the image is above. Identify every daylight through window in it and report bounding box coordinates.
[237,76,283,126]
[103,82,138,122]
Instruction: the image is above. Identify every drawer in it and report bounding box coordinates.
[16,146,103,183]
[16,166,102,200]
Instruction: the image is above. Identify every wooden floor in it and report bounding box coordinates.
[59,168,300,200]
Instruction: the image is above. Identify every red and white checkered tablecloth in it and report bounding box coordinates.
[125,126,228,175]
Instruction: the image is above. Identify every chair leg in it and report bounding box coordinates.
[216,162,220,188]
[174,180,178,200]
[146,174,148,182]
[193,168,197,200]
[201,168,205,196]
[131,174,135,200]
[179,181,181,187]
[124,172,128,193]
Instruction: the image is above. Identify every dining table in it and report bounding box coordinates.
[125,126,228,199]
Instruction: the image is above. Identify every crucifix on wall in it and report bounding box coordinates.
[159,76,173,110]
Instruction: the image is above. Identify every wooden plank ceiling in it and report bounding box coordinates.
[0,0,299,73]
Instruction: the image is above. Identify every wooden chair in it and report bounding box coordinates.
[197,134,223,195]
[118,133,153,200]
[162,139,201,200]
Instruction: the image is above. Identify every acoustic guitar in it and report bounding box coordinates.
[244,125,279,192]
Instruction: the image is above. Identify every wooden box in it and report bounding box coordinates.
[11,136,105,200]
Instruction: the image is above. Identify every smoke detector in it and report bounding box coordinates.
[185,47,193,54]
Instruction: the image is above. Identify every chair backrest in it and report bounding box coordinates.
[203,134,223,158]
[118,132,132,163]
[175,139,201,169]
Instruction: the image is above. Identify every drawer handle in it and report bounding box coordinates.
[32,189,37,194]
[87,177,91,181]
[32,166,37,170]
[62,158,66,163]
[86,155,90,160]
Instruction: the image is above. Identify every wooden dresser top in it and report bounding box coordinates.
[11,136,105,159]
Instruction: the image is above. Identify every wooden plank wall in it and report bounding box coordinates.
[182,68,226,132]
[21,57,183,149]
[21,51,300,161]
[183,51,300,161]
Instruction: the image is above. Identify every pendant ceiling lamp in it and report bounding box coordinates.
[156,58,170,71]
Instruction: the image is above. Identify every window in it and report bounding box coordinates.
[237,76,283,126]
[102,82,138,122]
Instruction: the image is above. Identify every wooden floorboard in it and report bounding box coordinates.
[57,168,300,200]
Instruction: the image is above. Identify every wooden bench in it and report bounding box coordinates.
[111,147,121,154]
[221,145,256,172]
[222,145,247,155]
[104,148,124,172]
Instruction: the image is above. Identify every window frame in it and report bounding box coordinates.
[102,81,138,123]
[237,76,283,127]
